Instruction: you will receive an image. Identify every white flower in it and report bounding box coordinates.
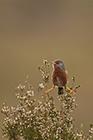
[39,83,45,89]
[27,90,34,96]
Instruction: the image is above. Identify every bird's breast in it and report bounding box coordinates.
[53,68,67,87]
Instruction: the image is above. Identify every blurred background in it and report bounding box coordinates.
[0,0,93,139]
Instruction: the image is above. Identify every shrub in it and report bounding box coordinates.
[1,60,93,140]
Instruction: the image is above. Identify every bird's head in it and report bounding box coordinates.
[53,60,65,70]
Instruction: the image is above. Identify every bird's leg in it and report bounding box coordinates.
[65,85,80,94]
[64,85,73,94]
[65,86,73,93]
[45,85,55,94]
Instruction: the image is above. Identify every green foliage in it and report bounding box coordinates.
[1,60,93,140]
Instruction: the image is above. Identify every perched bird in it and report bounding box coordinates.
[52,60,68,95]
[45,60,68,95]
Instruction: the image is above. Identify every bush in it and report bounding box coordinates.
[1,60,93,140]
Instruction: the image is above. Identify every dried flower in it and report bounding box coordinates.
[1,60,92,140]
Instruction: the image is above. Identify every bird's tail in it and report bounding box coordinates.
[58,87,64,95]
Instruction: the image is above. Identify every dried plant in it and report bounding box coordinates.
[1,60,93,140]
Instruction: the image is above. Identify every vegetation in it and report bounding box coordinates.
[1,60,93,140]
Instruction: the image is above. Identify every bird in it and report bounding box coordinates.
[52,60,68,95]
[45,60,68,95]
